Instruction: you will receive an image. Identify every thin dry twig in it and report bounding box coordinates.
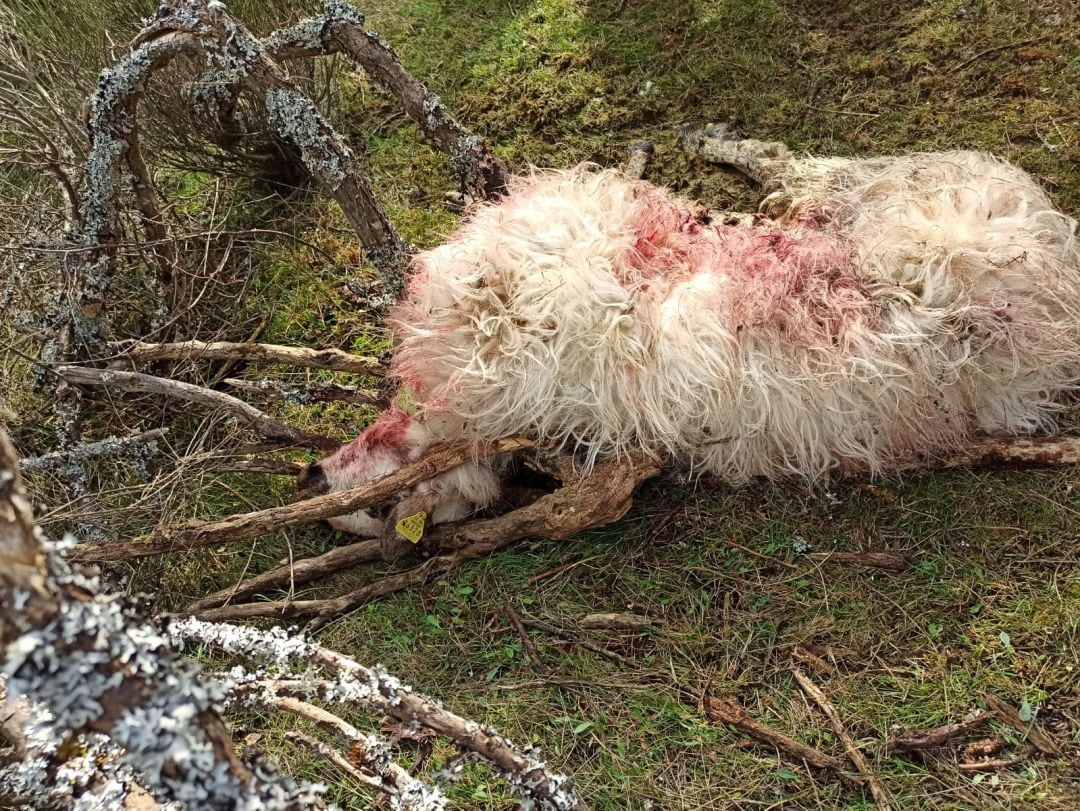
[982,694,1061,756]
[792,669,891,806]
[806,551,908,572]
[504,602,545,671]
[224,378,386,407]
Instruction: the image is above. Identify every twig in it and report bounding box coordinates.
[286,731,383,791]
[792,669,891,806]
[956,757,1025,772]
[504,602,545,671]
[624,140,654,181]
[982,694,1060,756]
[896,435,1080,472]
[111,339,385,376]
[806,551,908,572]
[224,377,386,406]
[19,428,167,473]
[187,538,381,612]
[951,37,1051,73]
[527,555,600,584]
[520,617,637,668]
[56,365,339,451]
[886,710,995,755]
[73,437,533,562]
[702,694,862,783]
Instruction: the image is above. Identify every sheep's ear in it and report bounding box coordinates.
[380,491,440,561]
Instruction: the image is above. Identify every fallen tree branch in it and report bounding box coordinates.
[263,0,510,201]
[886,710,996,755]
[56,365,340,451]
[186,538,381,612]
[806,551,908,572]
[110,339,386,376]
[896,435,1080,473]
[0,425,326,809]
[18,427,167,473]
[172,618,586,810]
[792,669,890,806]
[224,377,386,406]
[214,457,306,476]
[72,437,533,562]
[189,452,660,624]
[702,694,862,785]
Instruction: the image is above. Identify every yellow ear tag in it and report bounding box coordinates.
[395,511,427,544]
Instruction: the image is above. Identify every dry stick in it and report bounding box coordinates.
[624,140,655,181]
[520,616,637,668]
[73,438,533,563]
[287,731,383,792]
[305,643,585,810]
[19,428,168,473]
[806,551,908,572]
[191,452,661,624]
[792,669,891,807]
[265,6,510,201]
[214,457,305,476]
[893,435,1080,472]
[55,365,339,451]
[111,339,385,376]
[951,36,1051,73]
[505,602,545,671]
[982,694,1061,756]
[224,377,386,407]
[702,695,862,784]
[886,710,996,755]
[187,538,381,612]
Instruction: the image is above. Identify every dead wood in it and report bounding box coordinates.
[955,757,1025,772]
[624,140,655,181]
[189,452,660,624]
[18,428,167,473]
[702,694,862,784]
[224,377,386,407]
[56,365,339,451]
[214,457,306,476]
[807,551,909,572]
[111,339,385,376]
[264,4,510,201]
[505,601,545,671]
[73,438,533,562]
[886,710,996,755]
[896,435,1080,473]
[578,612,655,631]
[0,425,298,807]
[792,669,891,806]
[186,538,381,612]
[982,694,1061,756]
[519,616,637,667]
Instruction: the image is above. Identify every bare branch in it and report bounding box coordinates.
[191,452,661,624]
[263,0,509,201]
[111,339,386,376]
[886,710,996,755]
[224,377,386,407]
[71,437,533,562]
[55,365,340,451]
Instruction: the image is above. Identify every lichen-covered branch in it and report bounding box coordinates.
[18,427,167,474]
[225,377,386,407]
[263,0,510,201]
[0,425,327,809]
[171,618,585,811]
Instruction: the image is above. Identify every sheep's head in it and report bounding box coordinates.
[297,407,501,560]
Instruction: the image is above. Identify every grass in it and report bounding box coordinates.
[4,0,1080,808]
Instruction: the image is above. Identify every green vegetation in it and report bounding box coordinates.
[3,0,1078,808]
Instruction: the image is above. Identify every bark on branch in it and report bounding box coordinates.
[71,437,533,562]
[111,339,386,376]
[56,365,340,451]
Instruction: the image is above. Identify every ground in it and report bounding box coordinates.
[3,0,1080,808]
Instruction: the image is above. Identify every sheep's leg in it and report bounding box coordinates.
[678,123,794,186]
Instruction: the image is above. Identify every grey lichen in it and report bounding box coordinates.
[3,537,329,810]
[264,87,350,190]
